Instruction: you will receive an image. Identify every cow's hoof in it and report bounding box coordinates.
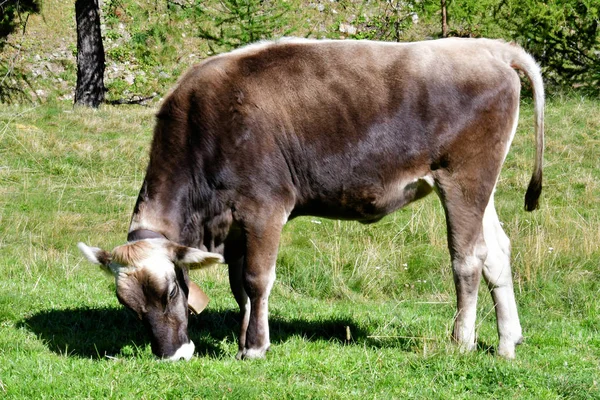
[452,334,477,354]
[458,342,477,354]
[497,346,516,359]
[237,346,270,360]
[515,335,524,345]
[498,335,524,359]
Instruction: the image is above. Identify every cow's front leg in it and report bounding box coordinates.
[238,210,284,359]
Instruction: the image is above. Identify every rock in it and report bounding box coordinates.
[339,23,357,35]
[124,74,135,85]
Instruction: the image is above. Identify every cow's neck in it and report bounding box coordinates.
[128,170,231,253]
[128,175,184,240]
[127,229,165,242]
[128,103,233,252]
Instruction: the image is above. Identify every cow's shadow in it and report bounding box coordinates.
[19,307,380,359]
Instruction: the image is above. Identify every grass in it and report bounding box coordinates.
[0,97,599,398]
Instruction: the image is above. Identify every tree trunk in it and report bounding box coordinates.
[74,0,105,108]
[441,0,448,38]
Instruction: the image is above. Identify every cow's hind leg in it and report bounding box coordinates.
[482,193,523,358]
[449,231,487,352]
[435,174,490,353]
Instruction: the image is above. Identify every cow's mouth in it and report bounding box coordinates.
[166,340,195,361]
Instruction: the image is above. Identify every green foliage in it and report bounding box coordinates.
[350,1,422,41]
[442,0,506,37]
[0,0,40,50]
[499,0,600,95]
[414,0,600,94]
[105,46,131,63]
[99,0,190,101]
[351,0,599,95]
[0,0,40,103]
[194,0,295,53]
[0,62,33,103]
[3,0,599,104]
[103,0,179,67]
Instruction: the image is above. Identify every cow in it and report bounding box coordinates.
[78,37,544,361]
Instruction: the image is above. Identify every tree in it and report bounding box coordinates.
[74,0,105,107]
[500,0,600,94]
[350,1,425,42]
[195,0,294,54]
[441,0,448,37]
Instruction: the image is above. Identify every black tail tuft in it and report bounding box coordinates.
[524,174,542,211]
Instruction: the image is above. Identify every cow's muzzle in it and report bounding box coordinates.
[166,340,195,361]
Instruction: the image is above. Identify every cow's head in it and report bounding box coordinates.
[77,238,223,361]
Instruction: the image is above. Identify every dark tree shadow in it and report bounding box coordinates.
[20,307,383,359]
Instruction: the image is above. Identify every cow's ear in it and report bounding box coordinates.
[78,242,112,266]
[173,246,224,270]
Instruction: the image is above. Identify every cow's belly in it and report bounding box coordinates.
[374,174,435,215]
[291,174,435,223]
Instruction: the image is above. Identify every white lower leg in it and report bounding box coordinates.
[452,252,484,352]
[243,266,275,359]
[483,199,523,358]
[489,285,523,358]
[453,302,478,351]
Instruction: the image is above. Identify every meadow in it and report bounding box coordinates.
[0,97,598,398]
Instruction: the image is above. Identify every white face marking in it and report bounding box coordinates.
[166,340,195,362]
[137,244,175,279]
[113,239,176,290]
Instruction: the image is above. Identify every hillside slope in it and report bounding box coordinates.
[5,0,409,104]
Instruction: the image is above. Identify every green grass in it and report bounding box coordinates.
[0,97,599,398]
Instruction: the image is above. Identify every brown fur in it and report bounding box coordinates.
[125,38,544,359]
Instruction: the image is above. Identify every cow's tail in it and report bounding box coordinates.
[507,44,545,211]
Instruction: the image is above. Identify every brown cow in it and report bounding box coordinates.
[79,37,544,361]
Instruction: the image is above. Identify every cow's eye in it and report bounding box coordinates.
[169,285,178,299]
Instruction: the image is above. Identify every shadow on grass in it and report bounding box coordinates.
[19,307,380,359]
[477,340,496,356]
